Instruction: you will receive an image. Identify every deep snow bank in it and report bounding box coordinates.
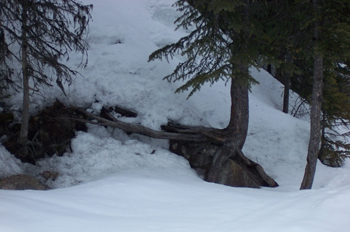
[1,0,350,231]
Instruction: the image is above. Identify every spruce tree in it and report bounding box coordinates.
[0,0,92,155]
[0,18,13,95]
[255,0,350,188]
[319,62,350,167]
[265,0,350,189]
[150,0,278,185]
[269,0,350,189]
[287,56,350,168]
[149,0,350,188]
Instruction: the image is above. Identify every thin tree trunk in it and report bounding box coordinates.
[19,4,30,155]
[267,64,272,74]
[283,71,290,114]
[318,111,326,159]
[0,24,6,64]
[300,0,323,190]
[282,53,291,114]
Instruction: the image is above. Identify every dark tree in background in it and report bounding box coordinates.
[265,0,350,173]
[299,0,350,189]
[263,0,350,189]
[0,0,92,155]
[0,15,14,95]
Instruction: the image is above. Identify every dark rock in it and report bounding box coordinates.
[0,174,48,190]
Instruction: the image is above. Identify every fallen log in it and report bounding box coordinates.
[74,107,210,142]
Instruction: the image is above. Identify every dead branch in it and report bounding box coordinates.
[73,107,211,142]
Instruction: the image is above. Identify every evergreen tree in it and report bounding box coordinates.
[257,0,350,188]
[0,17,14,95]
[319,62,350,167]
[285,55,350,168]
[0,0,92,155]
[267,0,350,189]
[259,0,312,114]
[150,0,350,188]
[149,0,277,184]
[311,0,350,170]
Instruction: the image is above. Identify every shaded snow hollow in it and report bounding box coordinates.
[1,0,350,232]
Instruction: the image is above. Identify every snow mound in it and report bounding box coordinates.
[0,146,23,178]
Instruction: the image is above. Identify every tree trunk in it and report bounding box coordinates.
[0,26,6,64]
[225,70,249,149]
[300,0,323,190]
[267,64,272,74]
[318,111,326,159]
[282,54,291,114]
[282,71,290,114]
[207,1,251,183]
[19,4,30,155]
[207,64,249,183]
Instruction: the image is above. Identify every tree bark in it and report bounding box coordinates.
[318,111,326,160]
[282,53,292,114]
[282,54,291,114]
[207,64,249,182]
[224,74,249,149]
[300,0,323,190]
[282,72,290,114]
[19,3,30,155]
[267,64,272,74]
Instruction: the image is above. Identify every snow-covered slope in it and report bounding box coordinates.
[1,0,350,231]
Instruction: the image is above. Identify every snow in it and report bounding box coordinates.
[1,0,350,231]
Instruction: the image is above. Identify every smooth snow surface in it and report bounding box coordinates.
[1,0,350,231]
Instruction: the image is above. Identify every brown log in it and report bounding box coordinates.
[161,122,214,134]
[101,106,137,118]
[74,107,209,142]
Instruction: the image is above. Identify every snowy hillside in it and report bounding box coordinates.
[1,0,350,231]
